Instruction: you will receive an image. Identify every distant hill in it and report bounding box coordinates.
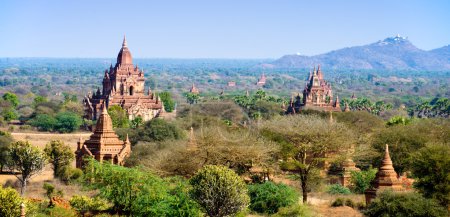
[267,35,450,70]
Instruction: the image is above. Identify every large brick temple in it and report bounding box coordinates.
[83,36,163,121]
[286,65,341,114]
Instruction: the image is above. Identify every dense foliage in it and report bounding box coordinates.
[44,140,75,179]
[6,141,47,195]
[189,165,249,217]
[248,181,299,214]
[350,168,377,194]
[0,186,22,217]
[83,159,202,216]
[108,105,129,128]
[410,144,450,208]
[364,191,448,217]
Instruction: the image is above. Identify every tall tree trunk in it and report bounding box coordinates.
[20,178,27,196]
[300,172,308,204]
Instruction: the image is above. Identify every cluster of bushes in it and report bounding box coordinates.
[30,112,82,133]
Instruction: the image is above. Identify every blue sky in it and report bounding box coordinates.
[0,0,449,58]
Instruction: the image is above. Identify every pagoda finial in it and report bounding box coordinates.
[125,133,130,143]
[101,102,108,115]
[122,35,128,47]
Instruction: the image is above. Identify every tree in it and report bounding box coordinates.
[186,93,200,104]
[261,115,354,203]
[6,141,47,195]
[159,91,175,112]
[2,108,18,121]
[83,159,201,216]
[130,116,143,129]
[248,181,299,214]
[0,131,13,172]
[0,186,22,217]
[55,112,82,133]
[350,168,377,194]
[33,95,47,107]
[411,144,450,208]
[134,118,183,143]
[189,165,250,217]
[30,114,57,131]
[107,105,129,128]
[2,92,19,108]
[364,191,447,217]
[44,140,75,179]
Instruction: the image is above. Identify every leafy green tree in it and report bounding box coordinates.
[261,115,354,203]
[6,141,47,195]
[0,186,22,217]
[159,91,175,112]
[107,105,129,128]
[33,95,47,107]
[83,159,201,216]
[134,118,183,143]
[55,112,82,133]
[350,168,377,194]
[1,108,18,121]
[186,93,200,104]
[44,140,75,178]
[189,165,250,217]
[30,114,57,131]
[2,92,19,108]
[364,191,447,217]
[248,181,299,214]
[386,116,411,127]
[411,144,450,208]
[0,132,13,172]
[130,116,143,129]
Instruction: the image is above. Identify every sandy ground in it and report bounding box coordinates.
[0,132,91,199]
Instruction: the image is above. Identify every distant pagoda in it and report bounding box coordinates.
[365,144,404,204]
[189,83,200,94]
[83,36,163,122]
[286,65,341,113]
[76,104,131,168]
[256,72,266,86]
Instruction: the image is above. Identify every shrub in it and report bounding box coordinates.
[327,184,351,195]
[30,114,57,131]
[331,198,345,207]
[190,165,249,217]
[44,140,75,179]
[345,198,355,208]
[272,204,314,217]
[350,168,377,194]
[55,112,82,133]
[0,186,22,217]
[70,195,111,216]
[248,181,299,214]
[364,191,448,217]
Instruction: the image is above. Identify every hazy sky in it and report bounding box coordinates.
[1,0,449,58]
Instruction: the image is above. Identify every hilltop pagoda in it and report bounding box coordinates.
[76,104,131,168]
[286,65,341,113]
[365,144,404,204]
[83,36,163,122]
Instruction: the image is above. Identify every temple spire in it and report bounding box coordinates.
[122,35,128,47]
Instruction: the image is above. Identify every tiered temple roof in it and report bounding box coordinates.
[286,65,341,114]
[365,144,404,204]
[76,104,131,168]
[83,36,163,122]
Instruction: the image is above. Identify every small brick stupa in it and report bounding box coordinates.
[76,104,131,168]
[365,144,404,204]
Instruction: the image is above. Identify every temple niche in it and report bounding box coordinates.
[83,36,163,122]
[76,104,131,168]
[286,65,341,114]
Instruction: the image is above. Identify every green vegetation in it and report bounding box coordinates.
[364,191,448,217]
[5,141,47,195]
[411,144,450,208]
[248,181,299,214]
[0,186,22,217]
[44,140,75,179]
[190,165,249,217]
[350,168,377,194]
[326,184,351,195]
[159,91,175,112]
[108,105,129,128]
